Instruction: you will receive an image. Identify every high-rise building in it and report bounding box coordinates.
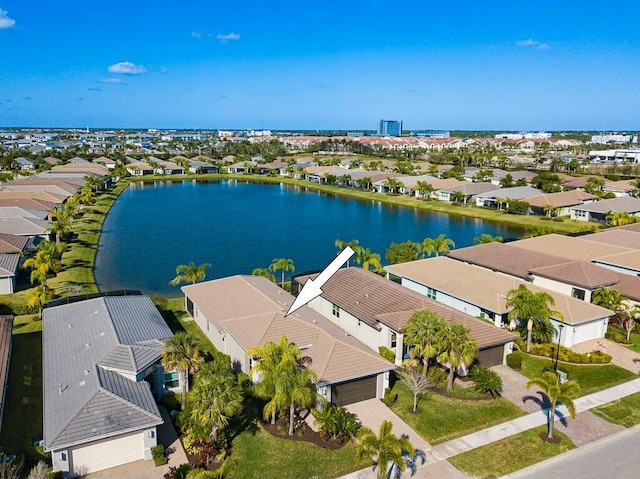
[377,119,403,136]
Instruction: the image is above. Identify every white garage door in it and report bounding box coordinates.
[572,320,603,346]
[71,431,144,475]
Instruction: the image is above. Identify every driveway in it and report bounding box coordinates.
[573,338,640,374]
[87,406,188,479]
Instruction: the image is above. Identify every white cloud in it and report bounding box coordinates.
[100,78,127,84]
[216,32,240,42]
[0,8,16,29]
[192,31,203,39]
[516,38,550,50]
[107,61,147,75]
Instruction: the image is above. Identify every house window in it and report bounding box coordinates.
[206,320,210,332]
[60,453,67,461]
[164,372,180,389]
[391,333,397,349]
[186,297,194,316]
[332,304,340,318]
[572,288,586,301]
[426,287,436,300]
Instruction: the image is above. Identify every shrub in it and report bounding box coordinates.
[552,217,564,222]
[614,333,625,343]
[160,391,180,411]
[540,215,551,221]
[151,445,168,466]
[527,342,612,364]
[152,296,168,310]
[469,365,503,398]
[383,387,397,405]
[378,346,396,363]
[164,464,193,479]
[506,352,522,369]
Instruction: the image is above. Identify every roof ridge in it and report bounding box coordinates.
[97,370,162,421]
[48,388,101,446]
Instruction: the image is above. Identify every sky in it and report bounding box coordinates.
[1,1,639,131]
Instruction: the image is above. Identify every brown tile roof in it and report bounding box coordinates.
[593,251,640,273]
[296,268,516,348]
[526,190,598,208]
[561,176,590,189]
[0,233,29,254]
[385,257,613,325]
[0,191,66,204]
[0,198,56,212]
[511,234,633,262]
[611,275,640,302]
[579,229,640,249]
[182,276,394,384]
[618,223,640,233]
[2,180,80,195]
[530,261,621,289]
[447,243,565,280]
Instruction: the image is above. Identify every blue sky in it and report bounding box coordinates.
[0,1,638,130]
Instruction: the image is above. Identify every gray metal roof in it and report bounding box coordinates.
[43,296,171,450]
[0,217,48,235]
[476,185,544,200]
[0,207,49,220]
[0,254,19,276]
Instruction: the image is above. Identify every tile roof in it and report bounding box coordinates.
[530,261,621,289]
[296,268,516,348]
[476,185,544,200]
[593,251,640,273]
[612,275,640,302]
[0,217,48,235]
[0,198,57,212]
[572,196,640,214]
[0,254,20,276]
[440,182,497,196]
[511,234,632,262]
[385,257,613,325]
[447,242,564,279]
[43,296,170,450]
[578,229,640,249]
[182,276,395,384]
[526,190,598,208]
[0,233,29,254]
[0,207,49,220]
[0,191,67,204]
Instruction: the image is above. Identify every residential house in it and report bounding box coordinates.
[153,159,184,175]
[602,180,639,198]
[182,276,396,406]
[385,256,613,348]
[0,315,13,434]
[0,217,50,240]
[0,254,20,294]
[569,197,640,222]
[0,233,33,255]
[15,157,35,171]
[526,190,598,217]
[126,161,154,176]
[437,182,496,203]
[44,296,178,476]
[188,160,218,174]
[227,161,257,174]
[474,186,544,208]
[294,267,516,368]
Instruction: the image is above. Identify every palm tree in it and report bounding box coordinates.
[402,311,446,378]
[383,177,403,194]
[355,420,415,479]
[161,332,205,405]
[359,176,373,191]
[269,258,295,289]
[335,239,361,267]
[473,233,504,244]
[422,234,455,257]
[591,286,625,313]
[415,181,434,200]
[48,214,72,244]
[23,250,58,294]
[252,267,276,282]
[355,247,382,272]
[27,286,51,318]
[526,371,581,440]
[436,323,478,391]
[283,363,316,436]
[189,362,244,443]
[169,262,211,286]
[506,285,562,353]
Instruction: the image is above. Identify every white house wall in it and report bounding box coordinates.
[531,275,593,303]
[0,276,14,295]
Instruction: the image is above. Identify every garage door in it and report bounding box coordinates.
[71,430,144,475]
[332,375,377,406]
[477,345,505,367]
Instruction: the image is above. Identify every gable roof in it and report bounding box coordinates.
[385,257,613,325]
[526,190,598,208]
[295,268,516,348]
[0,217,48,235]
[0,254,20,277]
[0,198,57,212]
[182,276,395,385]
[43,296,171,450]
[0,233,29,254]
[476,185,544,200]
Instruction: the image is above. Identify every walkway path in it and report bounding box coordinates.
[573,338,640,374]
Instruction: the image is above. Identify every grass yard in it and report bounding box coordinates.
[512,351,637,396]
[449,426,575,479]
[607,325,640,354]
[0,316,45,461]
[388,381,524,445]
[592,391,640,428]
[228,425,359,479]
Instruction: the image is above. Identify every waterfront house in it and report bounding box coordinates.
[126,161,154,176]
[570,197,640,222]
[182,275,396,406]
[44,296,178,476]
[526,190,598,217]
[293,267,516,367]
[474,186,544,208]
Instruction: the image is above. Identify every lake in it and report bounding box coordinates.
[95,179,523,296]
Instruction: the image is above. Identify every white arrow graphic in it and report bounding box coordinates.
[285,246,355,317]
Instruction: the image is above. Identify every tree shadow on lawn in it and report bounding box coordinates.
[226,396,260,441]
[523,391,569,427]
[159,309,186,334]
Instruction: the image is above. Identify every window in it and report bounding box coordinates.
[332,304,340,318]
[164,372,180,389]
[60,453,67,461]
[572,288,586,301]
[426,287,436,300]
[391,333,397,349]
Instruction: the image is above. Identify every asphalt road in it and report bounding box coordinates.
[504,424,640,479]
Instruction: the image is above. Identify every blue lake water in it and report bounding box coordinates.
[95,180,524,296]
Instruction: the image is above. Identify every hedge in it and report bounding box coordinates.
[522,341,612,364]
[506,352,522,370]
[151,444,168,466]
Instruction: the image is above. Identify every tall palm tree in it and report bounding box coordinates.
[48,214,72,244]
[269,258,295,289]
[402,311,446,378]
[252,267,276,282]
[526,371,581,440]
[592,286,625,313]
[335,239,361,267]
[473,233,504,244]
[422,234,455,257]
[283,363,316,436]
[189,362,244,443]
[436,323,478,391]
[27,286,51,318]
[169,262,211,286]
[355,420,415,479]
[415,181,434,200]
[506,285,562,353]
[355,247,382,272]
[161,332,205,405]
[383,177,403,194]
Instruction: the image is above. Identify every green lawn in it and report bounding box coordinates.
[0,316,45,460]
[388,380,524,445]
[607,325,640,354]
[228,425,359,479]
[449,426,575,479]
[513,350,637,396]
[592,391,640,428]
